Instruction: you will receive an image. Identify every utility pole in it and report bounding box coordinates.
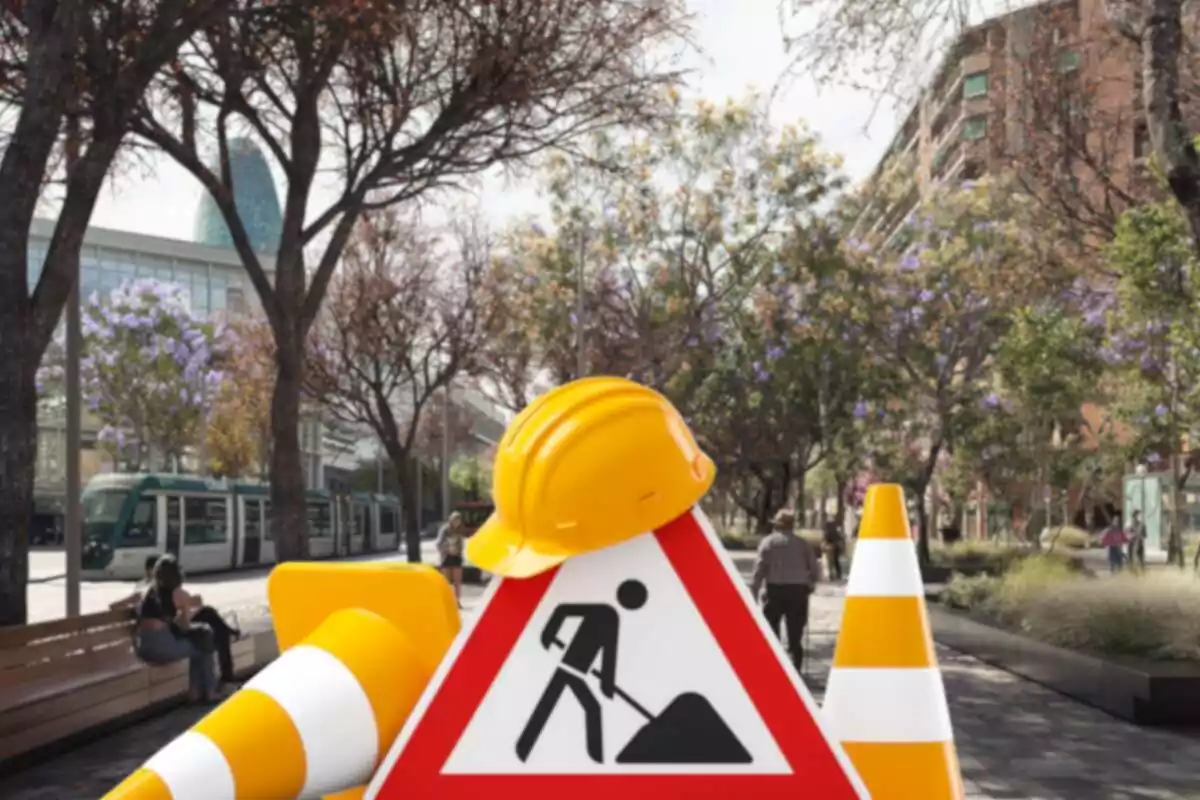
[376,446,384,493]
[64,113,82,618]
[197,379,208,478]
[440,385,451,520]
[576,224,586,380]
[1169,356,1184,567]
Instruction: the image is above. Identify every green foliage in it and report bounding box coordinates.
[490,94,865,530]
[929,540,1028,574]
[1105,202,1200,478]
[1020,574,1200,661]
[941,573,1001,610]
[449,455,493,501]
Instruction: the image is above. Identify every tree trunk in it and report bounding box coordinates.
[914,487,931,565]
[913,440,943,566]
[0,352,38,626]
[792,466,806,530]
[393,451,422,564]
[834,476,847,528]
[1140,0,1200,252]
[268,340,308,561]
[754,481,775,535]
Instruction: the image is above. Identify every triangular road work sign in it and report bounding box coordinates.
[366,510,868,799]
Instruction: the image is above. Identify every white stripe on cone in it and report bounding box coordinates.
[844,539,925,597]
[823,667,955,742]
[142,731,236,800]
[245,644,380,797]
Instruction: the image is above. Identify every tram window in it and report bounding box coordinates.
[184,497,229,544]
[263,500,272,540]
[380,507,398,536]
[307,501,333,537]
[125,497,158,547]
[244,500,263,540]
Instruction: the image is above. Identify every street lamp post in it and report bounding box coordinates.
[440,385,451,520]
[576,224,586,380]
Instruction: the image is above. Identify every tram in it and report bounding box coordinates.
[80,473,402,580]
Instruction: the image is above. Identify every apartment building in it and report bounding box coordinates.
[857,0,1144,246]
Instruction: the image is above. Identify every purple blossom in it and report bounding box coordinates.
[1155,404,1169,418]
[899,253,920,271]
[853,402,869,420]
[917,289,935,303]
[982,392,1001,409]
[752,362,770,382]
[766,345,786,361]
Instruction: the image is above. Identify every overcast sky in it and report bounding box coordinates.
[86,0,905,240]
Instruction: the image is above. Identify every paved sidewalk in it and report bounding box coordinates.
[2,586,1198,799]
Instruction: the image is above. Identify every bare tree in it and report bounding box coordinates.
[130,0,689,561]
[0,0,232,625]
[306,209,496,561]
[780,0,1200,263]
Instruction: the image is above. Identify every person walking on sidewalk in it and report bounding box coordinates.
[822,520,846,581]
[750,509,820,673]
[1127,510,1147,572]
[1099,521,1128,573]
[436,511,467,606]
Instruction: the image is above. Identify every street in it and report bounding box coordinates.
[3,557,1198,799]
[24,543,473,624]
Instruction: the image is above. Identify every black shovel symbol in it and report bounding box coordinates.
[547,638,753,765]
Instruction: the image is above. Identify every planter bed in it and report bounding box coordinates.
[928,603,1200,726]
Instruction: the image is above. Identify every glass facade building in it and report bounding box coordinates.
[193,137,284,255]
[28,219,278,533]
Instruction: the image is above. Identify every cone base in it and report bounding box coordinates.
[842,741,965,800]
[102,768,174,800]
[324,787,365,800]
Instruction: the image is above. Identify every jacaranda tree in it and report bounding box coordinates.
[77,279,222,472]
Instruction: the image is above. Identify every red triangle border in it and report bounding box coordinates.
[371,511,862,799]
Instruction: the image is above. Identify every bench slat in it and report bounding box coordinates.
[0,609,131,650]
[0,682,167,762]
[0,668,149,738]
[0,641,140,697]
[0,623,136,671]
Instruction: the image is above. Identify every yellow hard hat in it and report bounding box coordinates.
[467,376,715,578]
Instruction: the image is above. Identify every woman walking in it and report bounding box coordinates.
[437,511,467,607]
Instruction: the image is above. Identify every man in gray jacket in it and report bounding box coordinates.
[750,508,820,673]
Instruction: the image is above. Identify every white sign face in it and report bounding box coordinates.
[441,531,790,775]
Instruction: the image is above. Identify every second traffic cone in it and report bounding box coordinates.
[104,607,432,800]
[822,484,965,800]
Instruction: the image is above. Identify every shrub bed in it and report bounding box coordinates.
[929,540,1029,576]
[1038,525,1094,551]
[940,557,1200,662]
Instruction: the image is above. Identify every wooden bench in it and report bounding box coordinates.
[0,603,257,765]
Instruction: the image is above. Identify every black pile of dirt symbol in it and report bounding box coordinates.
[616,691,752,764]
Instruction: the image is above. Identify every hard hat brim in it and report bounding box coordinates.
[465,517,570,579]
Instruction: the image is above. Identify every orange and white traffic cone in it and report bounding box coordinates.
[103,607,432,800]
[822,484,965,800]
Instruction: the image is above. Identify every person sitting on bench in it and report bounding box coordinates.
[111,554,243,687]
